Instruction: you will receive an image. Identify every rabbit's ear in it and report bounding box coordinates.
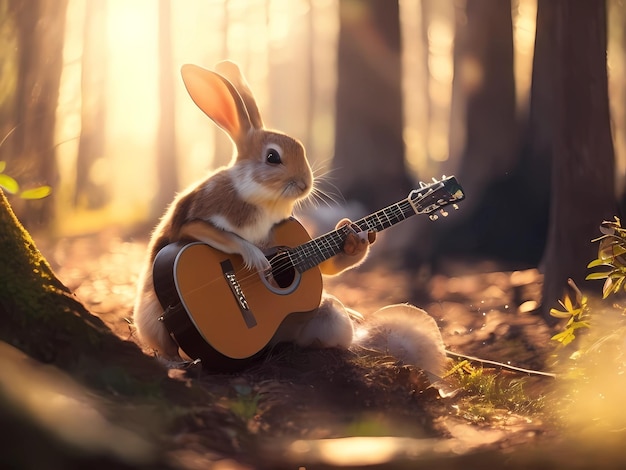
[181,64,252,141]
[215,61,264,129]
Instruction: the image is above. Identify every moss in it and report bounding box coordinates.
[0,189,105,364]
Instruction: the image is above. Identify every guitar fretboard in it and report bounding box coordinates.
[289,197,417,272]
[285,176,464,274]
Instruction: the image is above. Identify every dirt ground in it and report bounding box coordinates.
[35,230,571,469]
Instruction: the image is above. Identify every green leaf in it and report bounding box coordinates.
[551,329,575,346]
[613,245,626,257]
[0,173,19,194]
[586,271,611,280]
[563,295,574,312]
[602,277,614,299]
[587,258,611,269]
[0,161,5,173]
[613,276,625,294]
[550,308,572,319]
[20,186,52,200]
[569,320,591,331]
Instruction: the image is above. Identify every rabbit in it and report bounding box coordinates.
[132,61,375,363]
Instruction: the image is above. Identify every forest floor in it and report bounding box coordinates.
[30,229,624,469]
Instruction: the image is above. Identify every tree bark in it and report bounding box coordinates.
[540,0,617,319]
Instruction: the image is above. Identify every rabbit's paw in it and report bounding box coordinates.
[240,242,271,273]
[336,218,375,257]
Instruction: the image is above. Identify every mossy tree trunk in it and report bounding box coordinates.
[0,189,206,468]
[0,187,183,383]
[0,188,107,365]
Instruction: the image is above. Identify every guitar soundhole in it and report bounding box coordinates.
[268,250,296,289]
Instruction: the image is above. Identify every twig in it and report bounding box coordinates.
[445,350,556,378]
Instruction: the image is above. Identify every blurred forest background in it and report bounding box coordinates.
[0,0,624,313]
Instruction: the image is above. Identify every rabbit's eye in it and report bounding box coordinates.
[266,148,282,164]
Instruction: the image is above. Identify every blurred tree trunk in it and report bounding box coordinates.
[540,0,616,320]
[152,0,178,219]
[445,0,553,266]
[332,0,411,212]
[7,0,67,228]
[619,0,626,211]
[0,0,18,151]
[438,0,518,260]
[419,0,433,150]
[505,0,555,265]
[75,0,108,210]
[305,0,316,160]
[449,0,516,192]
[211,0,233,170]
[526,0,555,163]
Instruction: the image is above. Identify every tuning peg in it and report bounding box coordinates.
[429,213,439,221]
[453,204,459,210]
[440,209,448,217]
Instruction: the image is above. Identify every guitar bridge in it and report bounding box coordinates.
[221,259,257,328]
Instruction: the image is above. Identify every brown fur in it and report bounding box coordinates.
[133,61,373,362]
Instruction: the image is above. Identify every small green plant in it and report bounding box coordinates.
[0,161,51,199]
[548,218,626,450]
[228,384,261,422]
[586,216,626,298]
[549,279,591,346]
[445,360,542,421]
[549,217,626,346]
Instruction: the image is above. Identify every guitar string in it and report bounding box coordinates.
[172,195,435,297]
[233,197,418,290]
[172,214,385,297]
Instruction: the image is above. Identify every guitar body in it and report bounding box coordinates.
[153,218,323,370]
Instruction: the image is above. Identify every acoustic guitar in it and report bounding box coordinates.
[153,176,465,370]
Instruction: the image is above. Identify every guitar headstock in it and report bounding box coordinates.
[408,176,465,220]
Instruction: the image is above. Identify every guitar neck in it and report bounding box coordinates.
[290,197,417,272]
[286,176,465,273]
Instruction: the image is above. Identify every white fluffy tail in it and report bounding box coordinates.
[354,304,450,391]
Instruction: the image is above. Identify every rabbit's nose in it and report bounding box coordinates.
[298,176,314,194]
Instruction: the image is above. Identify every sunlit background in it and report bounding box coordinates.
[50,0,542,235]
[7,0,626,235]
[56,0,341,234]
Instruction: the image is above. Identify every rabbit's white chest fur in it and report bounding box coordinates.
[224,168,297,244]
[208,212,281,246]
